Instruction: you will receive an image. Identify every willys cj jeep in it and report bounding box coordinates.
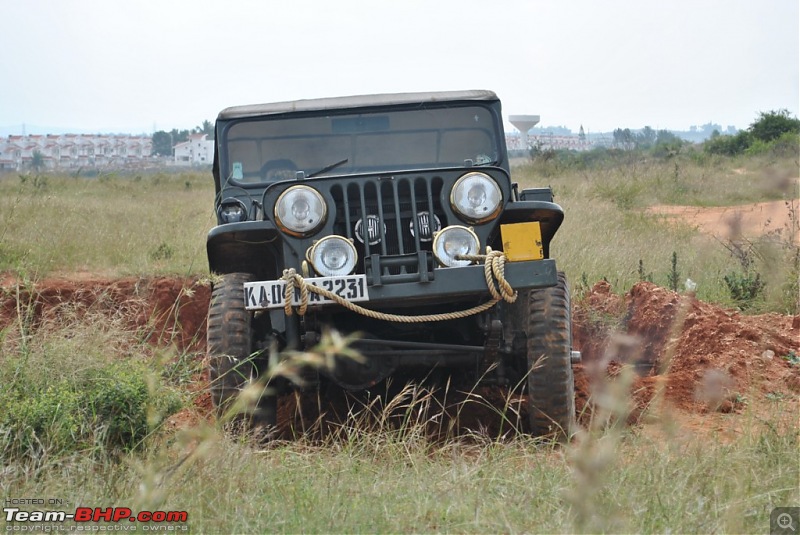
[206,90,577,437]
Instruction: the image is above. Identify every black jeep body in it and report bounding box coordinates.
[206,90,575,437]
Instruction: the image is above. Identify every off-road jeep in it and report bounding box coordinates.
[206,90,576,437]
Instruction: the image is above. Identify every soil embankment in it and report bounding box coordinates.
[1,275,797,437]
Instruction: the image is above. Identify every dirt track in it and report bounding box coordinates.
[1,275,798,437]
[647,200,798,243]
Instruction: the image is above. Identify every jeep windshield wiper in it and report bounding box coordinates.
[307,158,349,178]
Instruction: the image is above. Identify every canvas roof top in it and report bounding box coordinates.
[217,90,498,120]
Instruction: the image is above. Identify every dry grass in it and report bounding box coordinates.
[0,171,215,276]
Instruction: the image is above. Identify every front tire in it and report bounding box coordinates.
[207,272,276,430]
[519,272,576,439]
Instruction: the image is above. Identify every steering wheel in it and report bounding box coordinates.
[261,159,297,181]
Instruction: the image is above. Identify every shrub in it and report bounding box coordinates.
[704,110,800,157]
[1,360,182,458]
[769,131,800,159]
[704,131,752,156]
[749,109,800,143]
[723,270,766,310]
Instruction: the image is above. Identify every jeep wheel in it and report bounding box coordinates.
[207,272,277,430]
[521,271,576,439]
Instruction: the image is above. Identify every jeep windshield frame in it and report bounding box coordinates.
[217,99,505,185]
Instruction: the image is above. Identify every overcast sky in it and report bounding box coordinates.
[1,0,798,135]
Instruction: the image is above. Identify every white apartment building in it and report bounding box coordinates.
[173,133,214,166]
[0,134,154,171]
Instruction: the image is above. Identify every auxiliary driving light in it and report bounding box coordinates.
[450,172,502,223]
[409,211,441,242]
[432,225,480,267]
[354,214,385,245]
[218,198,248,223]
[308,236,358,276]
[275,185,327,236]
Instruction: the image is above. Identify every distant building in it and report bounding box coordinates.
[505,132,595,153]
[173,133,213,166]
[0,133,153,171]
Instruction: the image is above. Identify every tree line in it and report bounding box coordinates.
[703,109,800,156]
[611,126,682,151]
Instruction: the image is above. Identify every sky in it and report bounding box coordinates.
[1,0,798,135]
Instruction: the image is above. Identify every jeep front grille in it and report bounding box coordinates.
[330,176,447,279]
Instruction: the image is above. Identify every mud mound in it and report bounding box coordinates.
[2,275,798,434]
[0,276,210,352]
[572,281,800,417]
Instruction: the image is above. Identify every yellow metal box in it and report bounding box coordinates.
[501,222,544,261]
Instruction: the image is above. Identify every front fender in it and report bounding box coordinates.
[497,201,564,258]
[207,221,283,277]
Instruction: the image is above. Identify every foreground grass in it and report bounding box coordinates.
[3,399,797,533]
[1,263,797,533]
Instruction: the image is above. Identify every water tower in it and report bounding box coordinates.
[508,114,540,149]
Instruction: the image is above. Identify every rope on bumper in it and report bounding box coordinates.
[280,248,517,323]
[456,248,518,304]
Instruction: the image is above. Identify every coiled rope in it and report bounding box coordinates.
[281,248,517,323]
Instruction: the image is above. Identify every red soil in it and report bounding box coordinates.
[2,275,797,437]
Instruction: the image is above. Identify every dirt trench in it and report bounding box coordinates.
[1,275,798,438]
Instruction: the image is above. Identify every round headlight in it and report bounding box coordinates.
[432,225,480,267]
[309,236,358,276]
[218,198,248,223]
[450,172,502,223]
[275,185,326,236]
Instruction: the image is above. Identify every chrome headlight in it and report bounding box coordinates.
[432,225,480,267]
[450,172,502,223]
[274,185,326,236]
[308,236,358,276]
[218,198,248,223]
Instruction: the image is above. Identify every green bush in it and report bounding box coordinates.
[1,360,182,458]
[769,131,800,159]
[723,270,766,310]
[704,131,752,155]
[2,383,85,455]
[704,110,800,157]
[749,109,800,143]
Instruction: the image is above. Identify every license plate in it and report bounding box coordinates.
[243,274,369,310]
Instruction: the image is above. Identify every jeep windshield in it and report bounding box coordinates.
[221,104,500,183]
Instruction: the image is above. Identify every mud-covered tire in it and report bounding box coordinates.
[523,271,576,439]
[207,272,276,429]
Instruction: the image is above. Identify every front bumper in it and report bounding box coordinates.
[246,258,557,312]
[364,258,557,306]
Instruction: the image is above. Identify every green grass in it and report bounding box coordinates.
[0,171,216,277]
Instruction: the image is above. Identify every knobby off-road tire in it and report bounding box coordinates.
[207,272,277,431]
[524,271,576,440]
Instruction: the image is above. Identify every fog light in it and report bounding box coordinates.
[432,225,480,267]
[308,236,358,276]
[218,198,247,223]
